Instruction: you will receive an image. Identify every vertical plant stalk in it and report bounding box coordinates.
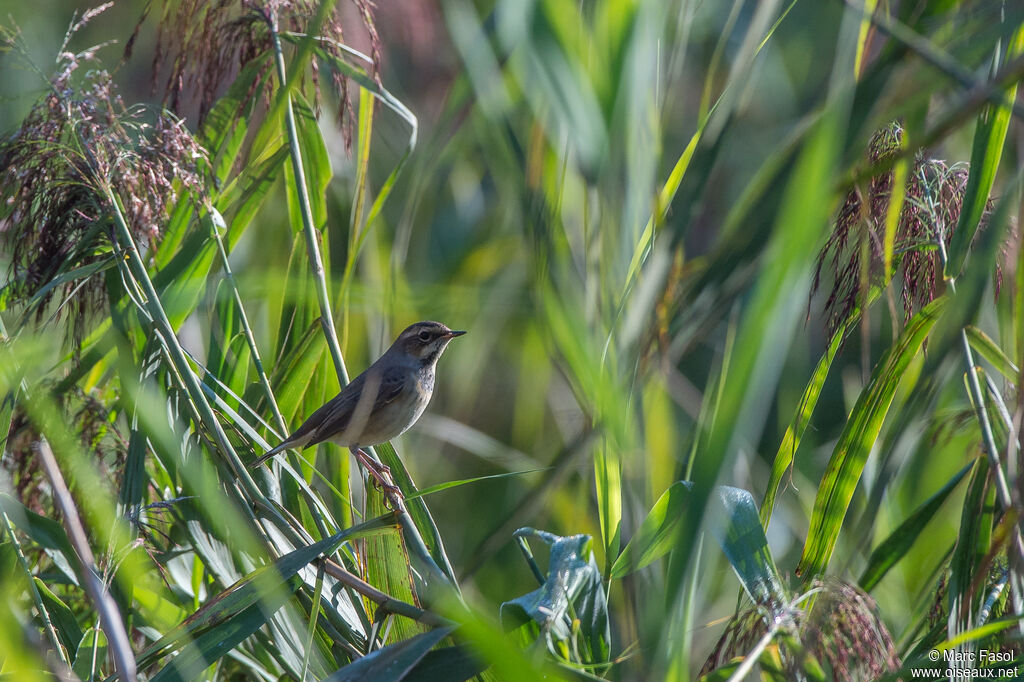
[268,12,349,388]
[265,8,455,590]
[0,509,69,666]
[933,239,1016,512]
[934,233,1024,624]
[207,211,288,436]
[33,439,137,682]
[300,563,325,682]
[206,220,338,542]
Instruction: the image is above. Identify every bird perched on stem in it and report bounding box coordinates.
[252,321,466,497]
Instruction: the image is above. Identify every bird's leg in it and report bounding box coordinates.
[351,447,403,504]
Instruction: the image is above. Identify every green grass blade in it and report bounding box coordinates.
[760,313,853,528]
[945,22,1024,276]
[271,320,328,426]
[611,481,690,579]
[965,325,1020,381]
[0,493,81,585]
[140,517,394,671]
[32,577,82,657]
[323,626,455,682]
[796,297,946,581]
[406,468,548,500]
[859,461,973,592]
[373,441,459,586]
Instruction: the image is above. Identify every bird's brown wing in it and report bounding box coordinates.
[299,365,407,447]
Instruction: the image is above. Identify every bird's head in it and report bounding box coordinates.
[392,321,466,365]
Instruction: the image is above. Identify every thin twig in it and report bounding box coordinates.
[318,558,451,628]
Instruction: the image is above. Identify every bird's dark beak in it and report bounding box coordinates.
[446,330,467,338]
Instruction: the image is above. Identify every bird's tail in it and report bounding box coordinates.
[249,440,291,469]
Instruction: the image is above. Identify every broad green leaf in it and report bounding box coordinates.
[153,198,194,270]
[220,333,252,400]
[611,481,690,578]
[614,483,787,611]
[72,627,107,681]
[32,577,81,657]
[132,583,190,633]
[797,296,945,581]
[374,440,459,586]
[947,456,994,636]
[710,486,787,610]
[150,228,217,330]
[323,626,455,682]
[0,493,80,585]
[118,422,148,513]
[150,584,300,682]
[271,319,327,425]
[201,54,272,185]
[859,461,973,591]
[676,110,840,611]
[221,146,289,248]
[284,94,331,233]
[364,465,425,645]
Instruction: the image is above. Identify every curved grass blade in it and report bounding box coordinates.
[796,296,945,581]
[33,577,82,656]
[284,94,331,233]
[364,486,425,645]
[323,626,455,682]
[945,22,1024,277]
[138,516,396,674]
[760,311,854,528]
[613,483,787,611]
[859,460,974,592]
[711,486,788,610]
[947,456,994,637]
[374,441,459,587]
[270,319,327,425]
[405,468,549,500]
[965,326,1019,381]
[0,493,80,585]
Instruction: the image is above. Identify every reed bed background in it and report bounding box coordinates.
[1,1,1023,679]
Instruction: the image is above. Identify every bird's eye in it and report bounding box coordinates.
[418,331,432,342]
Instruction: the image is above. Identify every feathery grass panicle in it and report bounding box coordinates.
[0,12,205,346]
[143,0,380,144]
[812,121,993,337]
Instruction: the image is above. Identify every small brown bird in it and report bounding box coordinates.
[252,321,465,491]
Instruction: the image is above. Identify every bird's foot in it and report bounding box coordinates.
[353,448,403,507]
